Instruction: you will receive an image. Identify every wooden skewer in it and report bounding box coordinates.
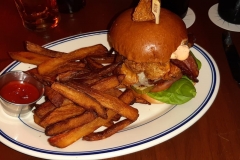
[152,0,161,24]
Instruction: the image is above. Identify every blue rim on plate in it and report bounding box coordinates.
[0,30,220,158]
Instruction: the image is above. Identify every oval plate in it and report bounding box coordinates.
[0,31,220,159]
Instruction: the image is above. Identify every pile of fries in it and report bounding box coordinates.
[8,41,151,148]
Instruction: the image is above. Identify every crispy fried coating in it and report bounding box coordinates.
[132,0,155,22]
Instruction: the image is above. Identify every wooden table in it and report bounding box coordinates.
[1,0,240,159]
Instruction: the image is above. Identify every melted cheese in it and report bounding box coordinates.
[137,72,153,87]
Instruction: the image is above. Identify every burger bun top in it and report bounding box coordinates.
[109,8,188,64]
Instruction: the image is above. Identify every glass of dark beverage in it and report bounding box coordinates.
[14,0,60,32]
[218,0,240,24]
[161,0,190,19]
[57,0,86,13]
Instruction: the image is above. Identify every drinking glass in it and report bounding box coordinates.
[161,0,190,19]
[218,0,240,24]
[14,0,60,32]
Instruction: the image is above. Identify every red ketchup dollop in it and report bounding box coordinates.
[0,80,40,104]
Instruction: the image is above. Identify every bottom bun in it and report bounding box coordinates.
[140,94,164,104]
[132,90,163,104]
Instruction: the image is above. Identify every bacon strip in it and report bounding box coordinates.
[150,75,182,92]
[171,54,199,82]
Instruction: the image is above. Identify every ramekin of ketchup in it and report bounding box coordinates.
[0,71,44,117]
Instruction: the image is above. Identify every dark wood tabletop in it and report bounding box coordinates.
[1,0,240,159]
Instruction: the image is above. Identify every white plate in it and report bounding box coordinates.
[183,7,196,28]
[0,31,220,159]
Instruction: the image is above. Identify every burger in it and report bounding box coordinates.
[108,8,201,104]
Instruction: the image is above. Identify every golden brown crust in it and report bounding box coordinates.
[109,8,188,63]
[132,0,155,22]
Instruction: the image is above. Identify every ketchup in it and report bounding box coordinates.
[0,80,40,104]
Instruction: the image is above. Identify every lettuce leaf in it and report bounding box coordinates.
[147,78,196,104]
[190,51,201,70]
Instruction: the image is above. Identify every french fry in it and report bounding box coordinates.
[33,114,42,126]
[73,61,122,80]
[25,41,66,57]
[48,109,117,148]
[61,98,74,106]
[45,111,97,136]
[25,70,55,86]
[73,76,103,85]
[67,82,139,121]
[107,89,137,122]
[48,61,87,76]
[56,71,80,82]
[104,88,123,97]
[118,89,136,105]
[90,75,125,91]
[39,103,85,128]
[9,51,51,65]
[83,119,133,141]
[56,70,89,82]
[90,49,124,64]
[90,54,116,64]
[34,101,57,119]
[85,57,104,70]
[103,121,114,127]
[111,113,122,122]
[51,82,107,119]
[38,44,108,75]
[44,86,67,108]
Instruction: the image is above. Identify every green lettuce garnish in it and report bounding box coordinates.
[146,51,201,105]
[147,77,196,105]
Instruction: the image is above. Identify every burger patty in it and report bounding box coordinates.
[124,59,171,80]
